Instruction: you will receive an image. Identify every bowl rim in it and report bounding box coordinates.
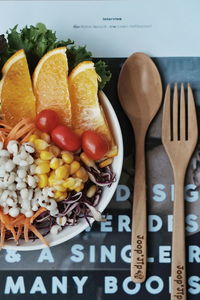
[3,91,124,251]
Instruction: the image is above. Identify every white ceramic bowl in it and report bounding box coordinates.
[3,91,123,251]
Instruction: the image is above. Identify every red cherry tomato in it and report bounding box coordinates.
[51,125,81,152]
[82,130,109,160]
[36,110,59,133]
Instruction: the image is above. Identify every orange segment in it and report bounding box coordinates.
[33,47,71,126]
[68,61,115,151]
[0,49,36,126]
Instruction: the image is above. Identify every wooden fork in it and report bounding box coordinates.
[162,83,198,300]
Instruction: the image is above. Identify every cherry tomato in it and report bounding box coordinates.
[51,125,81,152]
[36,110,59,133]
[82,130,109,160]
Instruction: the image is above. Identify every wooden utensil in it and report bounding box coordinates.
[118,53,162,282]
[162,84,198,300]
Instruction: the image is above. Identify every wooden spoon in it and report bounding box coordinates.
[118,53,162,282]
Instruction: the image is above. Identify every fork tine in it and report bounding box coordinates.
[187,83,198,140]
[180,83,186,140]
[162,84,171,141]
[173,84,178,140]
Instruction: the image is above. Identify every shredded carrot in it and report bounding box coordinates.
[0,120,12,129]
[30,207,47,224]
[0,208,49,247]
[0,118,50,247]
[24,218,30,242]
[21,127,36,143]
[11,214,25,226]
[16,224,23,241]
[0,224,5,248]
[29,224,49,246]
[6,119,36,144]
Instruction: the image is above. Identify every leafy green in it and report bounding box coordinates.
[0,35,7,55]
[95,60,112,90]
[0,23,111,89]
[67,45,92,72]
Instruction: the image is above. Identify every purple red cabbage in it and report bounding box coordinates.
[8,165,115,242]
[85,165,116,186]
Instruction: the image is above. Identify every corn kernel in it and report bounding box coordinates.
[54,185,66,192]
[75,167,88,182]
[40,150,54,161]
[50,158,63,169]
[35,158,46,165]
[38,174,48,188]
[48,173,57,186]
[28,134,39,143]
[55,165,70,180]
[86,185,97,198]
[80,152,95,167]
[54,190,63,199]
[99,158,113,168]
[54,191,67,201]
[61,151,74,164]
[106,145,118,158]
[69,178,82,190]
[34,139,49,151]
[70,161,80,175]
[63,177,75,188]
[75,183,84,192]
[40,132,51,143]
[49,145,61,157]
[35,162,50,174]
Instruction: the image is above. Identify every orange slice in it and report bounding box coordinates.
[0,49,36,126]
[33,47,71,126]
[68,61,115,152]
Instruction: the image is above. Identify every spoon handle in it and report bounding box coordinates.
[131,132,147,283]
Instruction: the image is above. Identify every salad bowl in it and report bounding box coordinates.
[3,91,123,251]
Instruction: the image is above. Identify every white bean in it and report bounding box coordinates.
[56,216,67,226]
[8,183,16,191]
[17,168,27,179]
[9,207,19,217]
[3,206,9,214]
[16,182,26,190]
[27,175,36,187]
[25,210,33,218]
[32,204,39,211]
[24,143,35,153]
[1,201,7,208]
[13,155,21,165]
[46,199,57,211]
[5,160,15,172]
[20,149,29,160]
[30,164,36,175]
[0,181,6,189]
[20,188,29,199]
[47,188,54,197]
[6,172,16,185]
[10,191,17,199]
[0,168,6,178]
[0,157,8,164]
[19,160,28,167]
[50,225,61,235]
[0,150,10,157]
[21,199,31,211]
[28,189,33,201]
[7,198,15,206]
[50,208,59,216]
[0,190,9,201]
[38,198,47,208]
[7,140,18,154]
